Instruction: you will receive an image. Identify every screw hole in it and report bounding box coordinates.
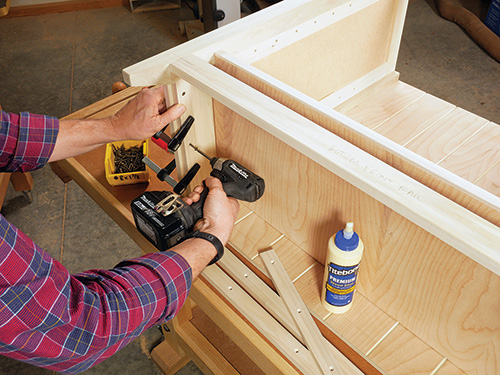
[295,348,299,353]
[244,273,248,278]
[228,286,233,291]
[181,92,186,96]
[297,308,302,313]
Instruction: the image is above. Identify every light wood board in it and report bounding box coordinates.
[213,53,500,228]
[209,96,500,374]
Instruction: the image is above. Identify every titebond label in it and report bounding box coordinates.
[324,262,360,307]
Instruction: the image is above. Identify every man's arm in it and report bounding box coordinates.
[0,88,239,374]
[48,87,185,162]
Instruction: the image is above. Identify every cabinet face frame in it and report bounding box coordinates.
[123,1,500,374]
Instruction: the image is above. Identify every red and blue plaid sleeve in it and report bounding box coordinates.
[0,111,58,172]
[0,112,193,373]
[0,217,192,374]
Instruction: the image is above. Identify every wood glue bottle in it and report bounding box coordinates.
[321,222,364,314]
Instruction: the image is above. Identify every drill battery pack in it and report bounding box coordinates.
[131,191,200,251]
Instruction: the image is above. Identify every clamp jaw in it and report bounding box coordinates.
[152,115,195,153]
[143,156,200,196]
[146,115,200,195]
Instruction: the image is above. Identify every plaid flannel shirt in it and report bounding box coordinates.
[0,111,192,373]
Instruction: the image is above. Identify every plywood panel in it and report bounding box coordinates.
[215,55,500,228]
[293,263,326,318]
[325,294,397,355]
[438,122,500,184]
[335,80,425,129]
[213,101,500,375]
[252,237,317,282]
[373,94,454,145]
[475,160,500,197]
[361,210,500,375]
[367,324,443,375]
[229,211,282,259]
[252,0,398,101]
[405,107,489,164]
[434,360,467,375]
[235,203,253,223]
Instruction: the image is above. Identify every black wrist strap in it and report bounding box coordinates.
[188,230,224,265]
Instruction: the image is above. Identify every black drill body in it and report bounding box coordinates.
[131,152,264,251]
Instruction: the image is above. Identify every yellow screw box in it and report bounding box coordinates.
[104,140,150,186]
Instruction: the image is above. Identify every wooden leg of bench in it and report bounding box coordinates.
[0,173,11,209]
[50,162,73,183]
[151,340,190,375]
[10,171,33,191]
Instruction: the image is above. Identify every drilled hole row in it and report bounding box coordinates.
[252,3,356,55]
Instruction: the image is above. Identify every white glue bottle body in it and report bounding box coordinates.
[321,222,364,314]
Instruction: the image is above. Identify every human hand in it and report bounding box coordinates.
[184,177,240,245]
[109,86,185,141]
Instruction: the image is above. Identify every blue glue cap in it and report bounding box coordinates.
[334,222,359,251]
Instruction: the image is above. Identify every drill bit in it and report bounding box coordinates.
[189,143,211,161]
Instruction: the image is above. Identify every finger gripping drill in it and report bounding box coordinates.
[131,145,265,251]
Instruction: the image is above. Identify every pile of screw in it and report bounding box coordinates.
[113,144,145,174]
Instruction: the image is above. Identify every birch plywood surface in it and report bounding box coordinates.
[324,294,397,354]
[214,101,500,374]
[404,107,489,164]
[438,122,500,186]
[252,237,317,282]
[435,360,467,375]
[334,80,425,129]
[367,324,444,375]
[232,214,453,375]
[331,75,500,209]
[372,94,454,145]
[215,54,500,227]
[335,80,500,196]
[230,211,282,259]
[252,0,398,101]
[476,160,500,197]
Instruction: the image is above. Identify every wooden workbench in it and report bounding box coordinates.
[53,1,500,374]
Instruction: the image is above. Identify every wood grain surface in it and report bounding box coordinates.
[214,54,500,229]
[252,0,398,101]
[438,122,500,184]
[214,99,500,375]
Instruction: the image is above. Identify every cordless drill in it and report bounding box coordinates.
[131,145,265,251]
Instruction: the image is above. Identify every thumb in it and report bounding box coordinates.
[194,218,209,233]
